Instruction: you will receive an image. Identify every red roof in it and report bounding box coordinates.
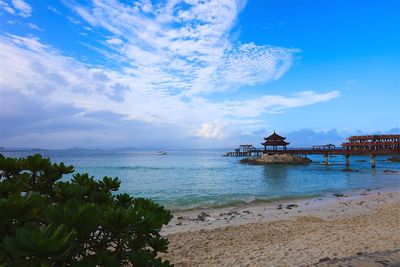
[262,131,289,146]
[264,131,287,141]
[262,140,289,146]
[347,134,400,140]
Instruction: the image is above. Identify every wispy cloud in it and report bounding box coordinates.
[47,5,62,15]
[0,0,15,15]
[66,0,297,96]
[11,0,31,17]
[0,0,341,147]
[0,0,31,17]
[0,33,338,141]
[27,23,42,31]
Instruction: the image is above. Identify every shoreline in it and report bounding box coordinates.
[162,186,399,235]
[162,168,400,213]
[162,188,400,266]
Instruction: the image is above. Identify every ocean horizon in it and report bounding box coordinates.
[2,149,399,211]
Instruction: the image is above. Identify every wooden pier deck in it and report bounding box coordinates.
[262,148,400,156]
[224,147,400,168]
[225,134,400,168]
[225,148,400,157]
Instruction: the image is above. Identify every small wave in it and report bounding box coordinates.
[166,194,319,212]
[115,166,167,171]
[114,166,230,172]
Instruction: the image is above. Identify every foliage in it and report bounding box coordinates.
[0,154,173,266]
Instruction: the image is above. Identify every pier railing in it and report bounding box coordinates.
[225,147,400,157]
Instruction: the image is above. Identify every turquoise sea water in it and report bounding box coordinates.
[1,150,400,210]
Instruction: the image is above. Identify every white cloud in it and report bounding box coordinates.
[218,43,298,85]
[0,0,15,15]
[0,33,339,142]
[11,0,31,17]
[197,121,228,139]
[0,0,341,146]
[0,0,31,17]
[47,5,61,15]
[27,23,42,31]
[66,0,297,96]
[106,38,123,46]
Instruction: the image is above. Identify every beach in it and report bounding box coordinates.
[2,151,399,266]
[162,189,400,266]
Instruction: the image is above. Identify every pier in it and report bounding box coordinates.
[224,133,400,168]
[224,145,263,157]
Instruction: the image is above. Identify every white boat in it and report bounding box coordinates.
[155,151,167,155]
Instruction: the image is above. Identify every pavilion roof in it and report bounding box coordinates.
[262,140,289,146]
[264,131,287,141]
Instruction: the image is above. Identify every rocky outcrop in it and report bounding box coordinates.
[240,153,311,165]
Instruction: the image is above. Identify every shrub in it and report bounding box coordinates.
[0,154,173,266]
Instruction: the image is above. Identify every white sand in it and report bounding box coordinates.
[162,188,400,266]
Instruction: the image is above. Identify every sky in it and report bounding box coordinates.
[0,0,399,149]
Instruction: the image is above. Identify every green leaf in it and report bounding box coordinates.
[148,236,170,253]
[0,156,22,179]
[98,176,120,192]
[0,193,46,229]
[50,199,99,237]
[3,222,76,260]
[0,154,172,266]
[115,193,134,208]
[52,182,87,202]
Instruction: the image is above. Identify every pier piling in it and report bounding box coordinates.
[371,154,376,168]
[345,154,350,167]
[323,154,329,165]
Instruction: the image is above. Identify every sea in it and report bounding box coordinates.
[1,149,400,211]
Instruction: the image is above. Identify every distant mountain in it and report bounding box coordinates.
[65,147,95,151]
[109,146,138,151]
[385,127,400,134]
[0,147,46,151]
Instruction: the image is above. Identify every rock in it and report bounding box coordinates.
[177,216,184,220]
[388,156,400,162]
[384,169,399,173]
[197,212,210,220]
[241,153,312,165]
[318,257,331,262]
[176,222,182,226]
[333,193,349,197]
[242,210,252,214]
[219,211,239,217]
[192,212,211,221]
[342,168,359,172]
[286,204,299,209]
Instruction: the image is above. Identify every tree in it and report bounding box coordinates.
[0,154,173,266]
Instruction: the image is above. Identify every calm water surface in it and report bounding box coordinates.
[2,150,400,210]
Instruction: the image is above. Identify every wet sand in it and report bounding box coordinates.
[162,189,400,266]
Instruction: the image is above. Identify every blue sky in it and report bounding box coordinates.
[0,0,399,149]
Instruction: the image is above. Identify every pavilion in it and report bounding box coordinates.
[262,131,289,151]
